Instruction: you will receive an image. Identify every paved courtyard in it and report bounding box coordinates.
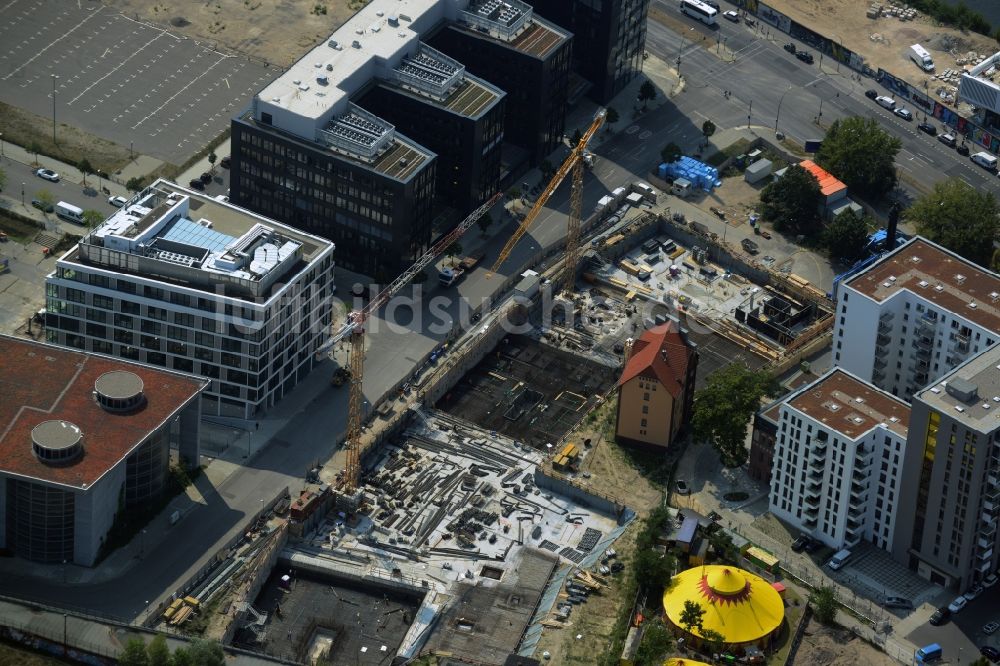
[0,0,274,163]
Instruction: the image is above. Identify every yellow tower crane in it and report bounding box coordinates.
[489,108,605,293]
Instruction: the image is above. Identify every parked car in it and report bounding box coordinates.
[957,143,970,156]
[938,133,957,147]
[947,596,968,613]
[894,107,913,121]
[883,596,913,610]
[35,168,59,182]
[188,178,205,191]
[982,645,1000,663]
[983,621,1000,636]
[675,480,690,496]
[199,172,213,184]
[804,538,822,553]
[791,536,811,553]
[783,43,797,54]
[928,607,951,625]
[108,195,128,208]
[983,573,999,588]
[865,89,879,100]
[220,155,231,168]
[918,122,937,135]
[964,584,984,601]
[31,199,54,213]
[723,9,739,22]
[796,51,814,64]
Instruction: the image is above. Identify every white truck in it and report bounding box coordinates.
[971,151,998,172]
[908,44,934,72]
[55,201,84,224]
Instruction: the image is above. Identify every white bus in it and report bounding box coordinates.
[680,0,718,25]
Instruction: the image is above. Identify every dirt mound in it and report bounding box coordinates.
[925,32,974,54]
[170,16,190,28]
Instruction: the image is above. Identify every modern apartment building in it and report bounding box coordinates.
[427,0,572,165]
[355,43,505,211]
[44,181,336,420]
[529,0,649,103]
[892,346,1000,590]
[834,237,1000,400]
[0,336,205,565]
[615,323,698,449]
[769,369,911,551]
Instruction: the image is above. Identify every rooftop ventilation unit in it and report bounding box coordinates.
[316,76,329,85]
[95,371,146,413]
[388,15,399,26]
[32,420,84,465]
[945,377,979,403]
[352,40,362,48]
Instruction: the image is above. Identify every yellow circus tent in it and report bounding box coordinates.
[664,659,712,666]
[662,565,785,647]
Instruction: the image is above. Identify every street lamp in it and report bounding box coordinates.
[21,182,25,207]
[0,132,4,159]
[775,85,793,134]
[747,100,753,129]
[51,75,58,144]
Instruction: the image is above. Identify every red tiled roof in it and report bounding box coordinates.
[799,160,847,197]
[617,324,693,397]
[0,336,207,489]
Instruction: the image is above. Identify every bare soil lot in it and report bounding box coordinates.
[106,0,369,67]
[791,618,897,666]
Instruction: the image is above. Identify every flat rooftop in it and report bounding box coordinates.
[382,42,502,117]
[459,0,569,57]
[844,237,1000,333]
[63,180,333,300]
[784,369,910,440]
[0,336,206,489]
[917,345,1000,431]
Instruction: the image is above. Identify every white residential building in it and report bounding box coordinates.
[770,369,910,551]
[44,180,336,419]
[834,237,1000,401]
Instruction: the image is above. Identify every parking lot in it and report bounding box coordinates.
[0,0,274,163]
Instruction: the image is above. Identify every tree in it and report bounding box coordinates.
[126,177,145,192]
[208,151,217,171]
[29,141,42,165]
[759,164,822,235]
[170,648,193,666]
[816,116,901,200]
[706,527,739,564]
[35,188,55,211]
[118,637,149,666]
[701,120,716,147]
[810,585,839,625]
[0,166,6,192]
[660,142,682,165]
[605,106,620,129]
[822,209,871,262]
[445,241,463,263]
[570,128,583,147]
[634,619,673,665]
[78,157,94,186]
[700,628,726,652]
[82,209,104,229]
[146,635,171,666]
[679,599,706,634]
[477,212,493,236]
[633,548,676,596]
[187,639,225,666]
[638,80,657,109]
[907,178,1000,267]
[992,247,1000,273]
[692,364,780,467]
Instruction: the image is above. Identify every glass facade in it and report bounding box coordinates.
[5,479,75,563]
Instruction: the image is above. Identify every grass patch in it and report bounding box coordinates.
[779,137,807,158]
[0,209,45,242]
[769,590,805,665]
[705,137,753,168]
[0,102,132,175]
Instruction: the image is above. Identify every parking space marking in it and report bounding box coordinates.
[68,32,166,105]
[130,55,228,130]
[2,5,103,80]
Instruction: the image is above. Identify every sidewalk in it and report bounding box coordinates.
[0,141,132,197]
[176,138,231,188]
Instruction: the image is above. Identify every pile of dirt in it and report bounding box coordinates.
[170,16,190,28]
[792,620,896,666]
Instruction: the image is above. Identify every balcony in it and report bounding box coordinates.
[812,442,828,457]
[810,456,825,470]
[803,504,819,517]
[873,367,887,382]
[915,336,933,351]
[877,331,892,346]
[804,492,821,507]
[809,468,824,480]
[803,515,818,527]
[807,478,822,492]
[880,311,895,323]
[874,357,888,370]
[853,467,869,481]
[851,479,866,495]
[978,548,994,562]
[846,515,863,530]
[916,314,936,331]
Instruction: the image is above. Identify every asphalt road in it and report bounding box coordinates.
[3,159,121,232]
[646,0,1000,200]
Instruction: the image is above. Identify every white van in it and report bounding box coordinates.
[827,548,853,570]
[909,44,934,72]
[972,151,998,171]
[875,96,896,110]
[55,201,84,224]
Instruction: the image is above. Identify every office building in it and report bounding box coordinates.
[615,323,698,449]
[834,237,1000,400]
[749,399,783,484]
[892,346,1000,590]
[427,0,572,166]
[769,369,910,551]
[0,336,205,565]
[529,0,649,103]
[356,43,505,211]
[44,181,336,420]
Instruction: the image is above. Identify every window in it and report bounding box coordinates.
[195,332,215,347]
[642,405,649,414]
[640,418,647,427]
[66,288,86,304]
[148,306,168,321]
[120,300,140,315]
[643,392,650,401]
[93,295,113,310]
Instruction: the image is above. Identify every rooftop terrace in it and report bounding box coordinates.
[844,237,1000,334]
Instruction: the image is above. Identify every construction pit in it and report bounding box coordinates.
[437,335,619,449]
[276,411,633,664]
